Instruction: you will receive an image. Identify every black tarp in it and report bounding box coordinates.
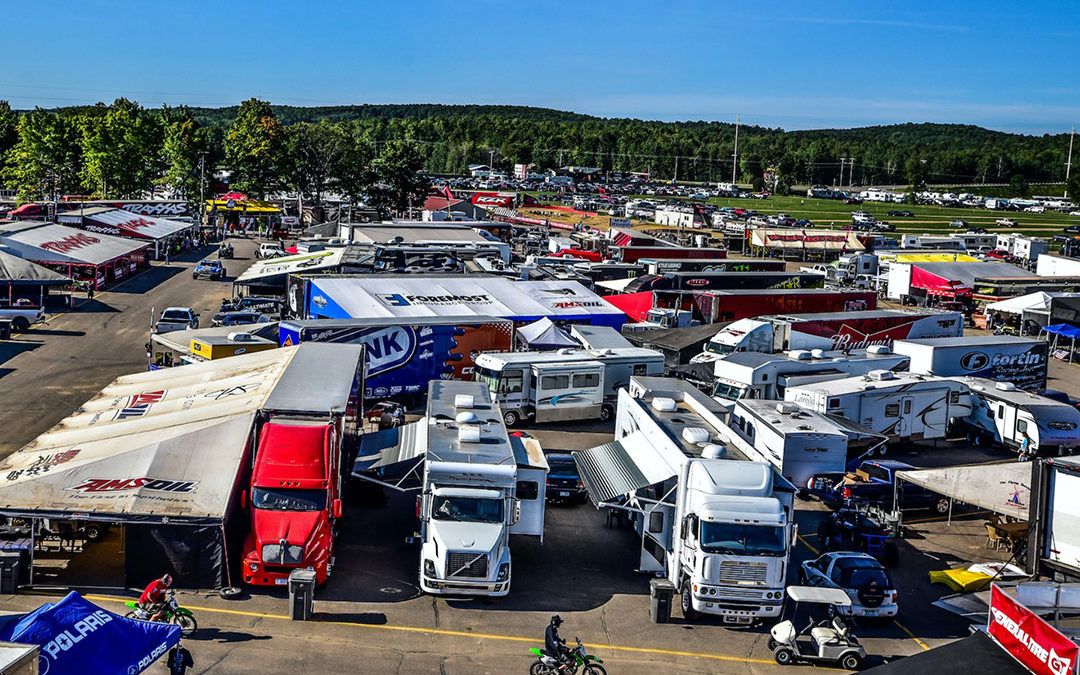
[862,631,1028,674]
[124,524,226,589]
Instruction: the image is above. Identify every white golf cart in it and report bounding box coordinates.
[769,586,867,670]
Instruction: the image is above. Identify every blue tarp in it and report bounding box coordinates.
[1042,323,1080,339]
[0,592,179,675]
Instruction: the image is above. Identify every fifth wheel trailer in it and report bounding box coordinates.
[960,378,1080,456]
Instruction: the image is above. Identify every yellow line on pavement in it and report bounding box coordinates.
[894,620,931,651]
[797,534,820,555]
[84,593,775,666]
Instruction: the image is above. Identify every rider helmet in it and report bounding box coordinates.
[161,574,173,587]
[550,615,563,627]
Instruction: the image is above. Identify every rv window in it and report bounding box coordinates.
[885,404,900,418]
[648,511,664,533]
[903,400,912,414]
[762,374,769,381]
[828,398,840,409]
[516,481,539,500]
[1017,420,1028,434]
[573,373,600,388]
[541,375,570,390]
[950,391,960,404]
[998,405,1005,419]
[502,376,523,394]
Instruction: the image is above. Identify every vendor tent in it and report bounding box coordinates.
[234,247,345,288]
[516,317,577,350]
[0,592,179,675]
[750,228,863,256]
[896,462,1032,518]
[0,221,148,267]
[986,291,1057,316]
[80,209,195,256]
[0,250,69,286]
[861,630,1027,674]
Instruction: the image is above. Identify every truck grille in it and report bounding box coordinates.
[447,552,488,578]
[715,561,768,584]
[262,543,303,565]
[720,587,765,600]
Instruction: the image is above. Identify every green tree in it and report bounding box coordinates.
[905,157,927,194]
[335,123,377,205]
[283,121,346,203]
[0,101,17,188]
[80,98,162,198]
[4,109,83,202]
[225,98,285,198]
[162,106,208,201]
[371,140,428,216]
[1008,173,1031,198]
[1065,172,1080,202]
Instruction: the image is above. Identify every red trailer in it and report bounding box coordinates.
[655,288,877,324]
[616,246,727,263]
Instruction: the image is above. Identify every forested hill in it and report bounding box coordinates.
[188,103,595,126]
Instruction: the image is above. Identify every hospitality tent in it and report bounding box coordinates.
[79,208,195,258]
[0,221,149,289]
[0,248,69,305]
[0,592,179,675]
[750,228,863,259]
[986,291,1056,316]
[234,247,346,293]
[0,343,364,588]
[299,276,626,328]
[895,462,1032,519]
[516,317,577,350]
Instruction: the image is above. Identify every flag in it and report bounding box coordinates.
[441,186,453,202]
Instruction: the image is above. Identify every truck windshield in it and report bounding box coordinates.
[252,487,327,512]
[712,381,747,401]
[474,365,499,392]
[699,522,785,556]
[705,342,736,356]
[432,496,503,524]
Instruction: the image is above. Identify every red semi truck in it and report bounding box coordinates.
[242,417,343,586]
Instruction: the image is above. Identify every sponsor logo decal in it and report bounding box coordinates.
[40,609,114,671]
[67,478,199,493]
[380,293,491,306]
[41,232,100,253]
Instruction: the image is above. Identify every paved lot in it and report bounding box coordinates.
[0,246,1073,673]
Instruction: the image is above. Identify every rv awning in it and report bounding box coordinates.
[572,432,678,505]
[234,247,345,285]
[352,420,427,490]
[896,462,1032,519]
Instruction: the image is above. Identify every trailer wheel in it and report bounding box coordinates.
[503,410,520,427]
[934,497,950,515]
[599,405,613,423]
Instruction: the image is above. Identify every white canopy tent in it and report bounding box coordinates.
[895,462,1032,519]
[516,317,578,350]
[985,291,1057,317]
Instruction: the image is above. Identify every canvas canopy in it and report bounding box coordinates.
[82,208,193,241]
[1043,323,1080,339]
[235,247,345,285]
[0,221,148,266]
[896,462,1032,518]
[304,277,626,327]
[986,291,1057,316]
[0,249,69,285]
[0,344,362,524]
[0,592,179,675]
[516,317,577,350]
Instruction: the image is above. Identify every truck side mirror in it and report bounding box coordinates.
[332,499,343,519]
[416,495,423,519]
[512,499,521,525]
[240,490,247,509]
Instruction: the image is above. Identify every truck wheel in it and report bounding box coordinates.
[841,653,862,670]
[503,410,519,427]
[934,497,950,515]
[83,524,104,541]
[599,405,613,423]
[11,317,29,333]
[680,579,698,620]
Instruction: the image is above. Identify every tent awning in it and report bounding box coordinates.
[516,317,577,349]
[0,222,149,266]
[207,199,280,214]
[235,248,345,285]
[860,630,1028,674]
[83,208,194,240]
[986,291,1057,316]
[896,462,1032,518]
[1043,323,1080,339]
[0,249,69,285]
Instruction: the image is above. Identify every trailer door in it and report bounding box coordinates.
[639,503,674,574]
[897,396,913,438]
[1046,465,1080,572]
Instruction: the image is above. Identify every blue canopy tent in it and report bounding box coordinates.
[1041,323,1080,363]
[0,592,179,675]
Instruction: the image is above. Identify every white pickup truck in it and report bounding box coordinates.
[0,300,46,333]
[153,307,199,334]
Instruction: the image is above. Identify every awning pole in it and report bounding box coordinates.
[948,497,953,526]
[29,519,35,587]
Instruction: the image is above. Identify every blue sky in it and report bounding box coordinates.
[4,0,1078,133]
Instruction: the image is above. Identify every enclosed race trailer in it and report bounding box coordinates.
[892,335,1048,390]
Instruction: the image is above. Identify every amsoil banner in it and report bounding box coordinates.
[988,584,1078,675]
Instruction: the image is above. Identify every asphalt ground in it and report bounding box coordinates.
[0,241,1072,673]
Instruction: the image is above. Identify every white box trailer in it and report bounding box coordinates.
[892,335,1049,390]
[960,378,1080,456]
[785,371,971,443]
[711,346,910,404]
[718,400,850,486]
[1032,457,1080,580]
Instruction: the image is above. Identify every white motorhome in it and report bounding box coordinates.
[414,381,547,597]
[785,371,971,443]
[473,346,664,426]
[961,378,1080,456]
[573,377,797,625]
[719,400,850,486]
[711,346,910,404]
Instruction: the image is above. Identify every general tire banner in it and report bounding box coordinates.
[988,584,1078,675]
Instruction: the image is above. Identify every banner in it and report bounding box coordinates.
[988,584,1078,675]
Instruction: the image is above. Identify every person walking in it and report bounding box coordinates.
[87,284,94,302]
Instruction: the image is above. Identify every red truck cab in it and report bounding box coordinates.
[242,418,342,586]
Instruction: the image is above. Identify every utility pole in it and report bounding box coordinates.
[1066,126,1075,198]
[198,152,206,231]
[849,158,856,188]
[839,158,847,188]
[674,155,679,183]
[731,113,740,185]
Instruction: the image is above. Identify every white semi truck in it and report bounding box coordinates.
[473,346,664,426]
[573,377,797,625]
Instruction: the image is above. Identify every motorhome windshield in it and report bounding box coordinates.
[432,496,504,524]
[252,487,327,512]
[705,341,736,356]
[700,522,785,556]
[473,365,523,394]
[712,380,749,401]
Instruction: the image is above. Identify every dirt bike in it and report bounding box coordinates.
[528,637,606,675]
[125,590,198,637]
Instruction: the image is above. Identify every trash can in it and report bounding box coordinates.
[0,550,22,593]
[649,578,676,624]
[288,568,317,621]
[0,320,11,341]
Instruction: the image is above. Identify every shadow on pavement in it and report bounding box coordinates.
[0,340,41,366]
[188,627,274,643]
[24,328,86,337]
[64,299,121,313]
[313,611,388,625]
[106,263,189,294]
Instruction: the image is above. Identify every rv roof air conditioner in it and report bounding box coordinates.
[789,350,812,361]
[867,345,892,355]
[832,356,849,363]
[454,394,476,409]
[458,425,481,444]
[682,427,711,445]
[651,397,677,413]
[810,349,826,359]
[702,444,727,460]
[455,411,480,425]
[996,381,1018,391]
[867,370,896,381]
[775,402,801,415]
[557,348,577,355]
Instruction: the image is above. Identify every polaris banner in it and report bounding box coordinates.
[0,592,179,675]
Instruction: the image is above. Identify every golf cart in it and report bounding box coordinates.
[769,586,867,670]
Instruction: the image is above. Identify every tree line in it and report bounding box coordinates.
[0,99,1075,207]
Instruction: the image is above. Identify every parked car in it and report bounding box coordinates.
[948,219,968,229]
[0,300,45,333]
[209,311,272,328]
[968,227,988,234]
[363,401,403,422]
[996,218,1018,227]
[799,552,898,619]
[817,504,899,566]
[886,210,913,217]
[256,242,286,259]
[545,453,587,503]
[804,460,950,513]
[1024,205,1046,213]
[1064,225,1080,235]
[153,307,199,334]
[193,259,225,280]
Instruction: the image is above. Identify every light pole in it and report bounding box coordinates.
[1066,126,1075,198]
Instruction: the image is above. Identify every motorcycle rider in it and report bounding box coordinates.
[544,615,571,670]
[139,574,173,622]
